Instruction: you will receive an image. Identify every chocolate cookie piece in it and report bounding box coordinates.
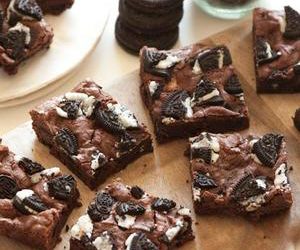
[125,0,183,15]
[293,108,300,131]
[0,175,19,199]
[189,132,292,219]
[70,181,194,249]
[255,37,281,66]
[283,6,300,39]
[18,157,45,175]
[119,0,183,34]
[115,17,178,54]
[54,128,78,156]
[47,175,77,201]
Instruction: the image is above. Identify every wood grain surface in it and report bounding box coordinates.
[1,21,300,250]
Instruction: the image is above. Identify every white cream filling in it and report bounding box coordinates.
[192,59,202,74]
[155,54,180,69]
[278,14,286,33]
[115,214,136,229]
[218,49,224,68]
[41,167,61,178]
[274,163,289,188]
[165,219,184,241]
[181,97,193,118]
[161,117,176,125]
[265,42,273,59]
[90,151,106,172]
[16,189,34,201]
[70,214,93,240]
[107,103,138,128]
[125,233,137,250]
[148,81,159,96]
[55,107,69,118]
[193,187,201,202]
[240,193,266,212]
[93,232,113,250]
[9,22,31,44]
[177,207,192,216]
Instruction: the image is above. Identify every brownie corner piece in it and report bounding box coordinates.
[253,6,300,93]
[139,44,249,143]
[189,132,293,219]
[69,180,194,250]
[0,144,80,250]
[30,80,153,189]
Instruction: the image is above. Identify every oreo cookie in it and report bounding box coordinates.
[191,147,211,163]
[224,74,243,95]
[47,175,76,201]
[115,201,145,216]
[115,17,178,54]
[193,172,217,189]
[13,189,48,215]
[14,0,43,21]
[0,175,19,199]
[87,192,115,222]
[283,6,300,39]
[231,175,267,202]
[126,232,158,250]
[0,30,27,60]
[54,128,78,155]
[58,100,81,119]
[18,157,45,175]
[130,186,145,199]
[161,90,189,119]
[255,38,281,65]
[252,133,283,167]
[118,133,137,152]
[151,198,176,212]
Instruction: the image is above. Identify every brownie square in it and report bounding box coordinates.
[140,44,250,143]
[30,80,153,189]
[0,143,80,250]
[70,181,194,249]
[189,132,293,219]
[253,6,300,93]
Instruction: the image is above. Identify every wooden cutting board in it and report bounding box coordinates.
[1,20,300,250]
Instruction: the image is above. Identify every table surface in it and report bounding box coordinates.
[0,0,296,135]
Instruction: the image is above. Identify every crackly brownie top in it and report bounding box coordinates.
[140,44,248,126]
[253,6,300,82]
[0,143,79,231]
[31,80,151,178]
[189,132,291,212]
[0,0,51,63]
[70,181,193,249]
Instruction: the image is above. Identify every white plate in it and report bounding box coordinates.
[0,0,110,103]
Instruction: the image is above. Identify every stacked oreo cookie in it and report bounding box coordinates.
[115,0,184,54]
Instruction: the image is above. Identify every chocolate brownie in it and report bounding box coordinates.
[140,44,250,143]
[30,80,153,189]
[0,0,53,74]
[189,132,293,219]
[119,0,183,33]
[293,108,300,131]
[125,0,183,15]
[0,142,80,250]
[115,17,179,54]
[253,6,300,93]
[70,181,194,249]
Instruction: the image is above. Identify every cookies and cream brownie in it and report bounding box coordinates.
[0,0,53,74]
[30,80,153,189]
[253,6,300,92]
[140,44,250,143]
[70,181,194,249]
[188,132,293,219]
[0,142,80,250]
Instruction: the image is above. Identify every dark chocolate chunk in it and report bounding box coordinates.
[130,186,145,199]
[14,0,43,21]
[47,175,76,201]
[54,128,78,155]
[115,201,145,216]
[127,232,158,250]
[283,6,300,39]
[143,50,173,79]
[94,105,124,134]
[191,147,211,164]
[87,192,115,222]
[18,157,45,175]
[231,175,267,201]
[161,90,189,119]
[196,47,232,72]
[59,100,81,119]
[293,108,300,131]
[0,175,19,199]
[151,198,176,212]
[13,191,48,215]
[252,133,283,167]
[0,30,26,60]
[118,133,137,152]
[224,74,243,95]
[193,172,217,189]
[256,38,281,65]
